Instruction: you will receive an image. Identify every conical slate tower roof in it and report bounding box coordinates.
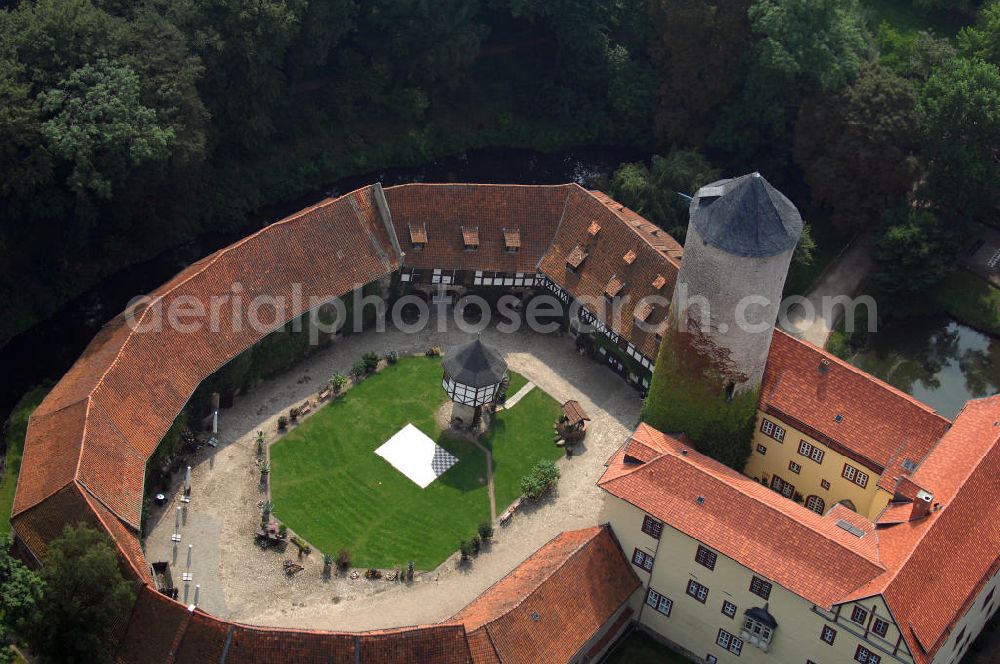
[689,172,803,258]
[442,338,508,388]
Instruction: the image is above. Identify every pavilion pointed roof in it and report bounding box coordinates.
[442,339,508,388]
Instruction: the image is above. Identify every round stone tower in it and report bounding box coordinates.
[642,172,802,468]
[673,172,803,393]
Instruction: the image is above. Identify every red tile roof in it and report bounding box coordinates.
[855,396,1000,663]
[537,187,679,359]
[383,183,571,273]
[599,424,886,609]
[762,330,952,488]
[451,526,639,664]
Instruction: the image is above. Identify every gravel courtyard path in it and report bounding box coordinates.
[144,316,640,631]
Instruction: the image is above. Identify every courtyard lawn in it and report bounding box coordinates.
[270,356,559,569]
[603,630,693,664]
[486,386,564,512]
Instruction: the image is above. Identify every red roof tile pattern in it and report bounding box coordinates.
[857,396,1000,663]
[599,424,886,609]
[762,330,951,487]
[383,184,571,273]
[538,186,679,359]
[588,190,684,260]
[452,526,640,664]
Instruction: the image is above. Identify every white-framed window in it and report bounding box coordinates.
[749,576,772,600]
[789,460,802,474]
[645,588,673,616]
[686,579,709,603]
[641,515,663,539]
[805,495,826,515]
[717,629,743,655]
[722,600,737,618]
[820,625,836,645]
[632,548,654,572]
[851,605,869,626]
[743,616,773,643]
[843,463,869,488]
[760,418,785,442]
[854,645,881,664]
[799,440,824,463]
[695,545,718,570]
[872,617,889,637]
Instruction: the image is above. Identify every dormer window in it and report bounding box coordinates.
[408,224,427,250]
[634,302,653,323]
[652,274,667,290]
[462,226,479,251]
[605,275,624,299]
[588,221,601,236]
[503,228,521,254]
[741,605,777,651]
[623,249,637,264]
[567,245,587,273]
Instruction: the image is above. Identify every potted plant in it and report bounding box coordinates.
[406,561,415,582]
[277,415,288,432]
[329,372,347,396]
[256,431,265,457]
[384,350,399,365]
[477,521,494,543]
[259,461,270,483]
[261,500,274,528]
[459,539,473,563]
[323,554,334,577]
[289,406,300,423]
[362,351,379,373]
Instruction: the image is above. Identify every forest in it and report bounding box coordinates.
[0,0,997,345]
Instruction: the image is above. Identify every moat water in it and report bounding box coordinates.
[0,146,995,425]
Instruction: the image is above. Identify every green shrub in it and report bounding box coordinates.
[384,350,399,365]
[478,521,494,542]
[520,460,560,501]
[350,360,367,378]
[337,549,351,569]
[362,351,379,373]
[471,535,481,555]
[329,372,348,393]
[459,539,474,561]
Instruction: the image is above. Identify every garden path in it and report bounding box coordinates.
[144,315,640,631]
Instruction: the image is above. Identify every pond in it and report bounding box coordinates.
[850,316,1000,420]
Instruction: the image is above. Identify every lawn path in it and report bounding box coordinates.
[470,439,496,521]
[500,381,535,409]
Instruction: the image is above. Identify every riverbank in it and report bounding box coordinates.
[929,269,1000,337]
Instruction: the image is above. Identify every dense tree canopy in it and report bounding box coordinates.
[794,63,922,232]
[0,535,43,664]
[24,524,135,664]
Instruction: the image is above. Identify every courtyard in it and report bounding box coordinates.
[143,320,640,630]
[269,355,561,569]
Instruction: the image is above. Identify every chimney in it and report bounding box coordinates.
[911,489,934,520]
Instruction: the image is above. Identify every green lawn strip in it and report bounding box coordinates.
[1,385,50,535]
[929,270,1000,337]
[505,371,529,398]
[603,630,694,664]
[484,387,564,513]
[270,356,491,570]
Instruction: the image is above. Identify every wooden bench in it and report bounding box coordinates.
[499,496,524,526]
[317,386,332,401]
[298,400,313,416]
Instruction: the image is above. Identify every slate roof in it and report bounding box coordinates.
[451,526,640,664]
[443,339,508,388]
[689,173,803,258]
